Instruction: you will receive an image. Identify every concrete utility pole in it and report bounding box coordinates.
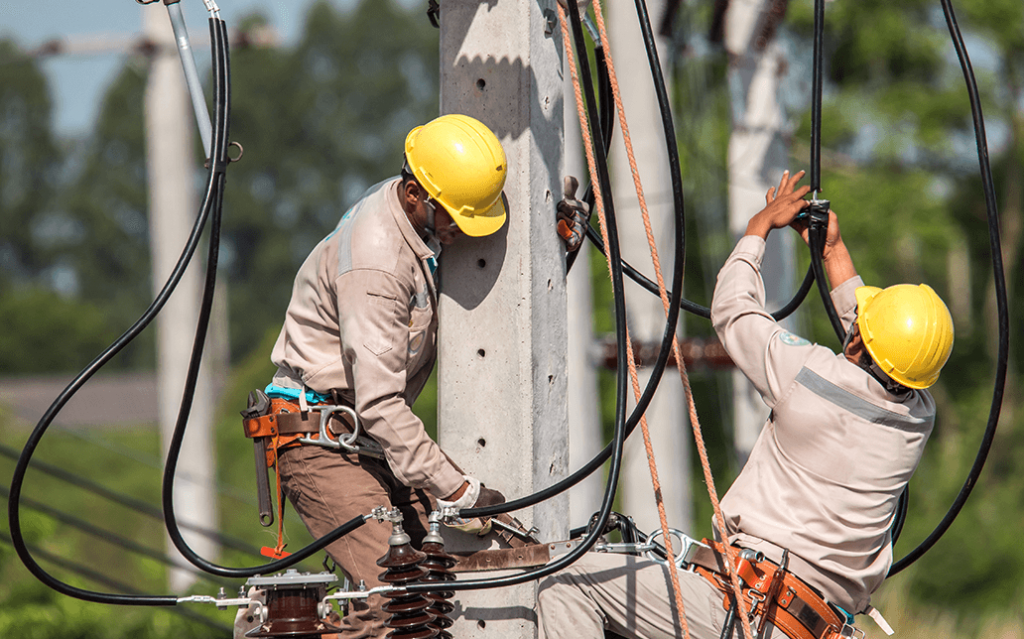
[142,6,218,592]
[437,1,566,637]
[563,60,603,528]
[608,0,693,536]
[723,0,795,465]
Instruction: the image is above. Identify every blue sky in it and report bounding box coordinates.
[0,0,372,137]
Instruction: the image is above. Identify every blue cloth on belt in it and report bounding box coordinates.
[264,383,333,405]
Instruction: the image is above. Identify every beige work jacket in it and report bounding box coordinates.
[270,178,464,499]
[711,235,936,614]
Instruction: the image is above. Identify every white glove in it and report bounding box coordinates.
[436,476,492,536]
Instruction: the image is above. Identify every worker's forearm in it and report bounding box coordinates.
[822,240,857,289]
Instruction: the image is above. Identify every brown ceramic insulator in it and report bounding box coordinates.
[245,582,342,638]
[376,540,437,639]
[420,541,457,636]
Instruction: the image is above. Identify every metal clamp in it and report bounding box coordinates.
[594,528,708,568]
[296,405,366,454]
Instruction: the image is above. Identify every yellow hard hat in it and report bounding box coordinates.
[404,114,508,237]
[854,284,954,389]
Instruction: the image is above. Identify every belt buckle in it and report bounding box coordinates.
[838,624,865,638]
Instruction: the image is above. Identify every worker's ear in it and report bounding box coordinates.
[400,178,421,209]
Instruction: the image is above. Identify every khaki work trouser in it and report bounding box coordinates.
[277,443,434,639]
[537,553,789,639]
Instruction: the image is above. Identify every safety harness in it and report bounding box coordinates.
[690,540,859,639]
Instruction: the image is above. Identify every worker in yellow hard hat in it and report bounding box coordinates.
[536,170,954,639]
[238,114,508,639]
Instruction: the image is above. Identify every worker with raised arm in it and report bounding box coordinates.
[536,170,954,639]
[242,114,509,638]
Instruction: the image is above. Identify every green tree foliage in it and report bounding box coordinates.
[781,0,1024,624]
[0,40,61,287]
[221,0,440,358]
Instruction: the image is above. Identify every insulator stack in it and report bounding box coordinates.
[244,570,342,638]
[377,520,437,639]
[420,520,457,639]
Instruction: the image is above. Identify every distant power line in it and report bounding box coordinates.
[0,530,233,634]
[26,24,278,58]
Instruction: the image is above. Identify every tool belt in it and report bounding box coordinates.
[242,396,383,467]
[689,540,858,639]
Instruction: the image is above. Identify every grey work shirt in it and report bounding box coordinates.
[270,177,464,499]
[711,235,935,614]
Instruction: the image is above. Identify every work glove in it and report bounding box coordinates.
[436,476,506,536]
[556,175,591,253]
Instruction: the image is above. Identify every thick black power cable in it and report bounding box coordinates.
[889,0,1008,575]
[406,0,630,592]
[159,19,368,579]
[5,16,234,606]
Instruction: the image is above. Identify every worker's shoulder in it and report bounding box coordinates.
[797,351,936,422]
[325,178,413,278]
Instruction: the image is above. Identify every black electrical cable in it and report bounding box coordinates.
[160,19,370,580]
[889,0,1008,575]
[406,0,630,592]
[5,17,233,606]
[462,0,689,522]
[804,0,846,343]
[890,487,908,547]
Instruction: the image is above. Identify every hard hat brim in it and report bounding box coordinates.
[452,191,508,237]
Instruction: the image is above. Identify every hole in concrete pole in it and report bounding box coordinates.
[478,438,486,448]
[476,78,486,90]
[477,349,486,358]
[477,258,486,268]
[477,620,487,629]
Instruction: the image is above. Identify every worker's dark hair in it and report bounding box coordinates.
[400,157,417,186]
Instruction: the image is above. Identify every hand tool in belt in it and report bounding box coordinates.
[689,540,855,639]
[240,389,274,527]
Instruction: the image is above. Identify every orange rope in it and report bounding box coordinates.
[557,5,694,638]
[564,3,755,637]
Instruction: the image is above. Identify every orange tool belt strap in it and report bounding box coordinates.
[690,540,847,639]
[242,397,356,467]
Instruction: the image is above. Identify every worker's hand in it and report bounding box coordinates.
[436,476,504,536]
[791,207,844,261]
[745,170,811,240]
[557,175,591,252]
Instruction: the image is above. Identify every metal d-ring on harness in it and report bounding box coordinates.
[294,404,385,459]
[594,528,709,569]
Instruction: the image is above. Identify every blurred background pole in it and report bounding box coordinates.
[608,0,693,536]
[142,5,219,592]
[722,0,795,465]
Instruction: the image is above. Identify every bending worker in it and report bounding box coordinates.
[536,170,954,639]
[256,114,508,637]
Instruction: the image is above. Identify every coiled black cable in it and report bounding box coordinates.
[889,0,1008,576]
[159,18,369,579]
[5,16,232,609]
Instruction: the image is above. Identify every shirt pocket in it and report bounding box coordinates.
[363,293,397,357]
[407,289,433,359]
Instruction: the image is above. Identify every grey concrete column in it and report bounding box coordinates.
[143,6,218,593]
[438,2,566,637]
[607,0,693,536]
[724,0,796,465]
